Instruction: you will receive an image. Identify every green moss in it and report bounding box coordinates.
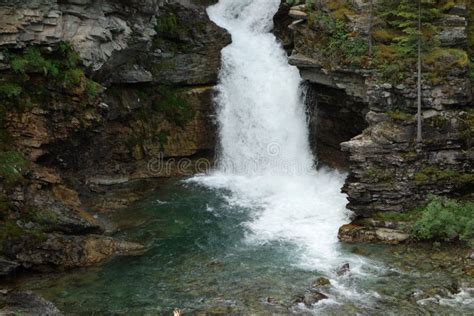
[0,219,47,249]
[0,82,22,100]
[373,29,402,44]
[11,47,60,78]
[373,0,449,83]
[1,43,100,111]
[424,48,469,83]
[306,12,368,67]
[326,0,355,20]
[0,193,11,218]
[26,208,60,230]
[154,85,194,126]
[373,44,415,83]
[63,68,84,89]
[468,0,474,54]
[386,110,414,121]
[373,208,422,222]
[414,166,474,185]
[155,15,178,34]
[0,220,23,245]
[364,167,394,182]
[0,151,28,189]
[85,80,100,97]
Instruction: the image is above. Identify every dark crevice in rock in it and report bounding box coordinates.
[306,83,368,170]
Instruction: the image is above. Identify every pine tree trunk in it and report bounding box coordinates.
[416,0,423,144]
[368,0,374,57]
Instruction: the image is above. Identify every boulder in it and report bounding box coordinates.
[303,291,328,306]
[4,234,144,269]
[311,277,331,288]
[0,291,62,315]
[336,263,350,276]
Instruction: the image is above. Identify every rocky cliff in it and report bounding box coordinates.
[0,0,229,277]
[279,0,473,241]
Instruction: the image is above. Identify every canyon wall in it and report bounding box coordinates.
[0,0,229,276]
[280,0,473,221]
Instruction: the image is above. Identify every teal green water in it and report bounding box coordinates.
[14,180,474,314]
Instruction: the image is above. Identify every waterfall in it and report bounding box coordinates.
[192,0,352,275]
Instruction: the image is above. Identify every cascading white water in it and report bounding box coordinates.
[193,0,357,277]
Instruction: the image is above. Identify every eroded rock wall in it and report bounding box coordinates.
[281,0,473,217]
[0,0,229,276]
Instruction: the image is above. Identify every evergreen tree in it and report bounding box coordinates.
[379,0,439,143]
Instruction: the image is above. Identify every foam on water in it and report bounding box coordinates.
[192,0,365,280]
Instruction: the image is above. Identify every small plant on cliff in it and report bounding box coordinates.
[0,151,28,189]
[374,0,441,84]
[154,85,194,126]
[310,12,368,66]
[412,196,474,246]
[0,43,101,121]
[286,0,314,7]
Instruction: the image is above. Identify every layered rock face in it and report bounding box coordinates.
[0,0,228,276]
[281,0,473,218]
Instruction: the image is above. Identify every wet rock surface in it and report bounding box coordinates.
[339,223,410,245]
[4,234,144,270]
[0,291,62,315]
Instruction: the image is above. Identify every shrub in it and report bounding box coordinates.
[11,47,60,78]
[0,83,22,100]
[0,151,28,188]
[154,86,194,126]
[2,43,101,111]
[412,196,474,246]
[85,80,100,97]
[63,68,84,89]
[155,15,178,34]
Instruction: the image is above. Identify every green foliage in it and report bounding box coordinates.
[11,47,60,78]
[63,68,84,89]
[468,0,474,54]
[26,208,59,231]
[373,208,422,222]
[0,151,28,188]
[0,220,24,245]
[413,196,474,246]
[154,86,194,126]
[414,166,474,184]
[424,48,468,83]
[374,0,442,83]
[85,80,99,97]
[0,192,11,217]
[0,83,22,100]
[387,110,414,121]
[286,0,313,6]
[0,42,101,117]
[310,12,368,66]
[155,15,178,34]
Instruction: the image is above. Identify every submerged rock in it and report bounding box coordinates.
[336,263,350,276]
[311,277,331,288]
[303,291,328,306]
